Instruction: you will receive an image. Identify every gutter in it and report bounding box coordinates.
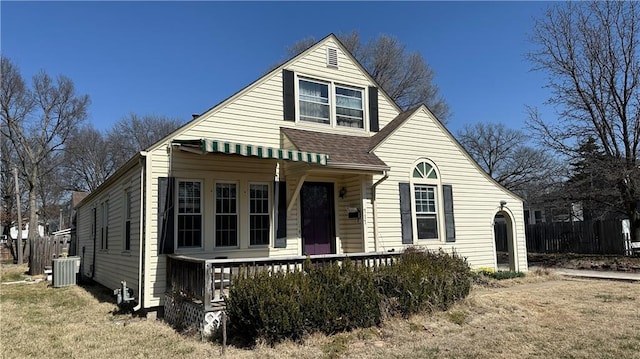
[371,170,389,252]
[133,152,147,312]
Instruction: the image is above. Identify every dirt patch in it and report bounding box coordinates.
[528,253,640,272]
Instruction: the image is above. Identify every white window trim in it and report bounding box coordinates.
[295,75,367,131]
[335,84,365,128]
[298,78,331,124]
[409,159,444,242]
[175,179,204,251]
[214,180,240,249]
[248,182,271,248]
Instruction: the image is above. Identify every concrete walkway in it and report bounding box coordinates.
[546,267,640,282]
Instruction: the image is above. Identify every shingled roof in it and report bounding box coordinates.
[281,127,388,171]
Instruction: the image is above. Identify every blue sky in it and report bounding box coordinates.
[2,1,553,136]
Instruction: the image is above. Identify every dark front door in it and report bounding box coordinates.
[301,182,335,255]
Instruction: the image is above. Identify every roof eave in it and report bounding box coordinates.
[327,162,389,173]
[76,152,144,209]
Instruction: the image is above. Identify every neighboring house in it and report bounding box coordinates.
[75,34,527,312]
[9,222,45,240]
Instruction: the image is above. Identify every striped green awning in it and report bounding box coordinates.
[173,139,329,165]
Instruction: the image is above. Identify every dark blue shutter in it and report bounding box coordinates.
[368,86,379,132]
[443,185,456,242]
[158,177,175,254]
[283,70,295,121]
[274,181,287,248]
[399,182,413,244]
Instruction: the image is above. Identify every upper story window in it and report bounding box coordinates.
[299,79,330,124]
[335,86,363,128]
[298,77,364,129]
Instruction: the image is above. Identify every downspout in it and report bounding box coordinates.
[371,170,389,252]
[133,152,147,312]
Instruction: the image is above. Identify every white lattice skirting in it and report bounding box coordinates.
[164,293,223,339]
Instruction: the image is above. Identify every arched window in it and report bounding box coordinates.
[411,160,440,240]
[400,159,455,244]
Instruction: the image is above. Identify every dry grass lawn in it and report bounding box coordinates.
[1,264,639,358]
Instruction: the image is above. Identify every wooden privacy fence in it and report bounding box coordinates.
[524,220,627,255]
[29,233,70,274]
[167,252,402,311]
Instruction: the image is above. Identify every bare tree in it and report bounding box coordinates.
[457,122,562,197]
[528,1,640,242]
[280,31,450,121]
[1,56,89,273]
[63,124,117,192]
[107,113,184,168]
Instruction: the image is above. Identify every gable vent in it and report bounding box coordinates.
[326,47,338,68]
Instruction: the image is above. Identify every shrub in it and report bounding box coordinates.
[226,259,382,345]
[377,247,472,316]
[226,270,307,345]
[225,248,472,344]
[303,260,382,334]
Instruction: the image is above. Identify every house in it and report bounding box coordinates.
[8,221,45,240]
[75,34,527,315]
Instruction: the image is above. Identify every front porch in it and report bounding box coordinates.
[164,251,401,337]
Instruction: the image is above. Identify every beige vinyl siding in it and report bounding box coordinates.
[148,38,399,154]
[76,165,142,292]
[362,176,376,253]
[372,108,527,271]
[336,175,365,253]
[76,202,94,278]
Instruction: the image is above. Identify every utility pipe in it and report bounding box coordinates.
[371,171,389,252]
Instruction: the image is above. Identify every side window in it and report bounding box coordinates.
[124,190,132,251]
[100,200,109,249]
[177,180,202,248]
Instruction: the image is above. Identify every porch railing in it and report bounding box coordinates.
[166,252,402,311]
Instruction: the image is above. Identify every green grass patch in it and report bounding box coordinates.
[446,310,467,325]
[322,335,351,359]
[594,294,636,302]
[0,264,29,282]
[474,268,525,280]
